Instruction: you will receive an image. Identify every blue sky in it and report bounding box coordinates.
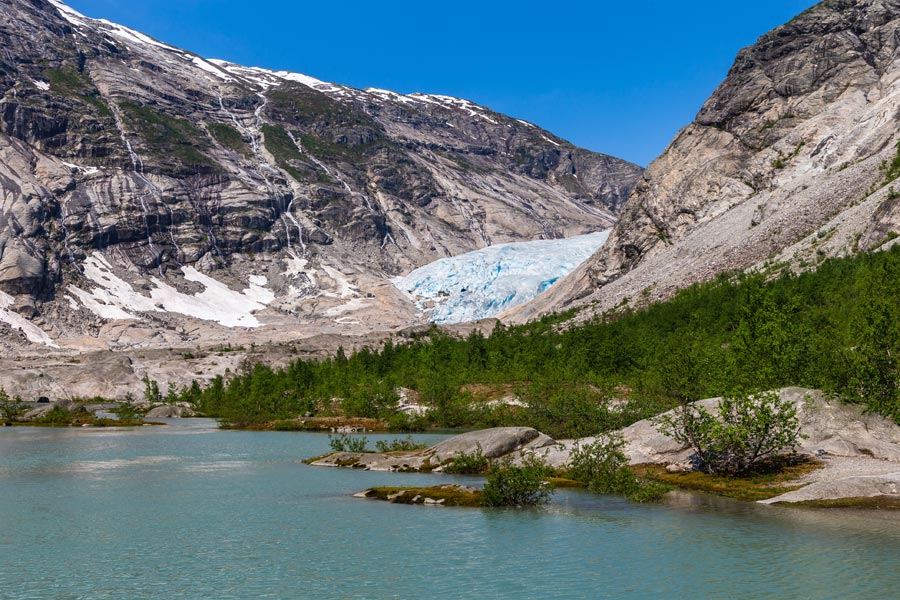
[62,0,819,166]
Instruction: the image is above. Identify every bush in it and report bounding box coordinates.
[328,434,369,453]
[481,456,554,507]
[656,391,803,476]
[375,436,427,452]
[443,446,490,474]
[386,412,429,432]
[567,435,669,502]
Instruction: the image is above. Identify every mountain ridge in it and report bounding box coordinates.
[509,0,900,322]
[0,0,641,354]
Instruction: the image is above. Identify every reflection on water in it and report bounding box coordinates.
[1,420,899,600]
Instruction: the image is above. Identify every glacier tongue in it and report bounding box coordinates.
[393,231,610,324]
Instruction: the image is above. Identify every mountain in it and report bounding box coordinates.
[0,0,641,354]
[511,0,900,321]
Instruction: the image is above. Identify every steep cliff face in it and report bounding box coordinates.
[513,0,900,321]
[0,0,641,350]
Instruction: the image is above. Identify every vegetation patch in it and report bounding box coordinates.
[260,124,307,181]
[481,456,555,507]
[226,416,387,431]
[119,101,219,173]
[566,435,670,502]
[443,447,490,474]
[359,485,483,507]
[635,456,822,502]
[44,66,111,116]
[170,246,900,433]
[656,391,804,476]
[208,122,251,157]
[778,495,900,510]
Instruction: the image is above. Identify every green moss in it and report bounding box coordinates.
[779,496,900,509]
[882,141,900,185]
[44,66,111,116]
[120,101,218,172]
[361,485,483,507]
[260,124,307,182]
[208,122,250,156]
[636,457,822,502]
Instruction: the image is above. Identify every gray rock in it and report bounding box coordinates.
[510,0,900,324]
[22,398,87,419]
[145,405,195,418]
[428,427,555,463]
[0,0,642,356]
[310,427,556,472]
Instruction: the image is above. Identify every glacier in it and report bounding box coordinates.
[393,231,610,324]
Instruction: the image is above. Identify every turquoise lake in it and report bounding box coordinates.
[2,419,900,599]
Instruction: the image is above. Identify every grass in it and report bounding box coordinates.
[359,485,483,507]
[635,456,822,502]
[779,496,900,510]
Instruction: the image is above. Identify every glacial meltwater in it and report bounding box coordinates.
[2,420,899,599]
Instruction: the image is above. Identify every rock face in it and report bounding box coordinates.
[0,0,642,353]
[512,0,900,321]
[533,387,900,504]
[144,405,195,418]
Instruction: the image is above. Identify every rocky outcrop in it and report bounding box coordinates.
[0,0,642,353]
[308,426,556,472]
[144,405,195,418]
[512,0,900,322]
[533,388,900,505]
[22,398,87,419]
[312,388,900,505]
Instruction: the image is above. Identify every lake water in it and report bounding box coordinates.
[2,420,899,599]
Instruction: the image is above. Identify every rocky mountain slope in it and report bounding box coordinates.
[511,0,900,321]
[0,0,641,355]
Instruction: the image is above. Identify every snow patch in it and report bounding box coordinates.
[68,254,273,328]
[47,0,85,26]
[32,80,50,91]
[408,94,499,125]
[0,291,58,347]
[394,231,610,324]
[190,56,235,82]
[61,162,101,176]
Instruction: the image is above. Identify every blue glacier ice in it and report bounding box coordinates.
[393,231,610,324]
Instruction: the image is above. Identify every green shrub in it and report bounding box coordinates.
[656,391,803,476]
[328,434,369,453]
[386,412,428,432]
[375,435,427,452]
[481,456,554,507]
[443,446,490,474]
[567,435,669,502]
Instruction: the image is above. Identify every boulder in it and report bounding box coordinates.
[22,398,88,419]
[145,405,195,418]
[428,427,555,463]
[309,427,556,472]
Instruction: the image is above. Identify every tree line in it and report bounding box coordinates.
[172,245,900,436]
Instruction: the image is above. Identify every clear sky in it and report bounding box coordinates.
[62,0,820,167]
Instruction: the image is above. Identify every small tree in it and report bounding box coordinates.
[657,391,804,476]
[568,435,670,502]
[481,456,554,507]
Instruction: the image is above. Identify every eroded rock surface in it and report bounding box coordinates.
[512,0,900,322]
[309,426,556,472]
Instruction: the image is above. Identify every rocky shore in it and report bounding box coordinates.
[311,388,900,507]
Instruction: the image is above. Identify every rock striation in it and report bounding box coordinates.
[0,0,641,353]
[512,0,900,321]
